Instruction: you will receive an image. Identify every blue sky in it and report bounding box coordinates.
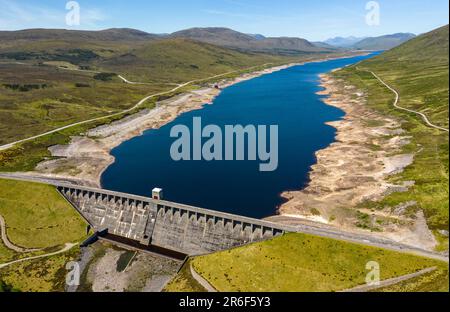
[0,0,448,41]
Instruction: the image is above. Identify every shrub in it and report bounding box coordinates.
[93,73,116,81]
[75,83,91,88]
[310,208,321,216]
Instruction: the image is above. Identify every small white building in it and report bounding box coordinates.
[152,188,163,200]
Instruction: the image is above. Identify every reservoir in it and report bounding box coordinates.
[102,53,376,218]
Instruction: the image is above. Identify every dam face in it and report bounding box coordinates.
[58,185,285,256]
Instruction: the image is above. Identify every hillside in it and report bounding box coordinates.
[352,33,416,50]
[334,25,449,234]
[312,41,338,49]
[0,28,158,42]
[98,38,280,82]
[0,28,287,169]
[171,27,332,55]
[359,25,448,129]
[166,233,448,292]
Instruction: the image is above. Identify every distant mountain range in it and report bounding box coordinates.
[351,33,416,50]
[324,36,367,48]
[0,27,417,58]
[362,25,448,66]
[0,27,335,56]
[0,28,159,41]
[321,33,416,50]
[170,27,332,55]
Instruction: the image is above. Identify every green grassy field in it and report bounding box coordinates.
[0,178,87,248]
[372,267,449,292]
[98,38,284,82]
[0,178,88,292]
[0,62,166,146]
[185,233,448,292]
[332,25,449,232]
[0,246,81,292]
[164,259,207,292]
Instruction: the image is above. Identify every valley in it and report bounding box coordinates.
[0,18,448,294]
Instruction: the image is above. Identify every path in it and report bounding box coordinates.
[118,75,154,85]
[0,243,77,270]
[0,214,41,253]
[0,63,272,151]
[190,263,217,292]
[370,71,449,132]
[341,267,437,292]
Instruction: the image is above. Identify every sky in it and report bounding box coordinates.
[0,0,448,41]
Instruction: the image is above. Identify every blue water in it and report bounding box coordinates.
[102,54,377,218]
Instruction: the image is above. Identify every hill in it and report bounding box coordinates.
[98,38,282,82]
[0,28,158,42]
[334,25,449,235]
[352,33,416,50]
[0,31,285,151]
[171,27,332,55]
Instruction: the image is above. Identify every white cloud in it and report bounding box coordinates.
[0,0,107,30]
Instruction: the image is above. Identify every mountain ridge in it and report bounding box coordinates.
[170,27,332,55]
[324,36,367,47]
[352,33,416,50]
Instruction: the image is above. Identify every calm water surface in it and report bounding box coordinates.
[102,54,377,218]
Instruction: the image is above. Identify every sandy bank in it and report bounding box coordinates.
[278,74,437,250]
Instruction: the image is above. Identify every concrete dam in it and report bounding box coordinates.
[58,184,287,256]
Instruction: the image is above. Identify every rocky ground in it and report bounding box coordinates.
[76,242,182,292]
[278,74,437,250]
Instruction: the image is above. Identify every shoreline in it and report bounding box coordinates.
[277,73,437,251]
[32,62,303,188]
[16,51,439,249]
[30,53,368,189]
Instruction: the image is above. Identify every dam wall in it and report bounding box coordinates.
[58,184,286,255]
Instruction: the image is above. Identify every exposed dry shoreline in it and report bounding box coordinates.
[33,62,303,187]
[24,53,437,250]
[32,54,369,187]
[277,73,437,250]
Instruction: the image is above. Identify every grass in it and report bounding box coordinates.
[100,38,283,83]
[332,25,449,231]
[0,178,89,292]
[0,178,87,249]
[0,246,81,292]
[0,63,160,145]
[187,233,448,292]
[372,267,449,292]
[0,241,16,263]
[164,259,207,293]
[0,280,18,292]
